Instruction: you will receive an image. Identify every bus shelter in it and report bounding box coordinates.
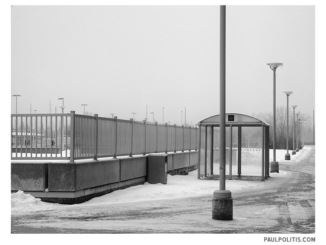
[198,113,270,181]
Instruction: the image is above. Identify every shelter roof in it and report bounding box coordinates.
[199,113,270,127]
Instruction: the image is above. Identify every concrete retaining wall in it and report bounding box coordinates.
[12,162,48,191]
[11,151,198,203]
[120,156,147,181]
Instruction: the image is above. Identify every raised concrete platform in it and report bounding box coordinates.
[11,151,198,204]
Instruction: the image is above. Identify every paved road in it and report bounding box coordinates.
[11,146,315,234]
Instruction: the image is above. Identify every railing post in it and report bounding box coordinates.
[155,122,158,153]
[114,116,118,158]
[69,111,75,163]
[143,119,147,155]
[165,123,168,154]
[182,125,184,152]
[189,126,191,151]
[130,118,133,157]
[174,124,177,153]
[94,114,98,160]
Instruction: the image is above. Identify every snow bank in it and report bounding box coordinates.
[11,190,55,215]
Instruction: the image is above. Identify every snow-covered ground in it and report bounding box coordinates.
[11,147,310,216]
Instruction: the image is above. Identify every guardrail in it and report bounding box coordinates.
[11,111,199,161]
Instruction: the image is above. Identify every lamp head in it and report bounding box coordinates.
[284,91,293,96]
[267,63,283,70]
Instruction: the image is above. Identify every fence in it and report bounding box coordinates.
[11,111,199,161]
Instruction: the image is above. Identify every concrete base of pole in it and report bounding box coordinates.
[270,161,279,173]
[212,190,233,220]
[292,150,296,155]
[285,153,291,160]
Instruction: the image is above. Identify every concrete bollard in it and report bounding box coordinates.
[212,190,233,220]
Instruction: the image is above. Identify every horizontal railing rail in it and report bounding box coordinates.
[11,111,199,161]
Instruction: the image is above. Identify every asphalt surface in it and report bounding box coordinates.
[11,146,315,234]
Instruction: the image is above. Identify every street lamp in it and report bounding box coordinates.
[58,98,65,113]
[298,118,301,149]
[291,105,297,155]
[132,112,136,120]
[284,91,292,160]
[150,112,154,122]
[81,104,87,115]
[212,5,232,221]
[267,62,283,173]
[12,95,21,114]
[296,113,300,152]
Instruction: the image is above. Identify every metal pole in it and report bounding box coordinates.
[219,5,226,191]
[94,114,98,160]
[197,125,202,179]
[229,125,232,180]
[313,110,315,144]
[69,111,75,163]
[286,95,289,154]
[262,124,265,181]
[292,106,297,154]
[299,118,302,149]
[238,126,241,177]
[212,5,232,221]
[296,113,300,151]
[284,92,292,160]
[273,68,276,162]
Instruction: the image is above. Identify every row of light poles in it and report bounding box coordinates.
[12,95,90,115]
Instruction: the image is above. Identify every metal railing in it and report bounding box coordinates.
[11,113,71,159]
[11,111,199,161]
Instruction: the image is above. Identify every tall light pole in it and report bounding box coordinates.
[292,105,297,155]
[313,110,315,145]
[162,107,164,124]
[296,113,300,152]
[267,62,283,173]
[132,112,136,120]
[12,95,21,114]
[284,91,292,160]
[298,118,302,149]
[150,112,154,122]
[58,98,65,113]
[212,5,232,221]
[81,104,87,115]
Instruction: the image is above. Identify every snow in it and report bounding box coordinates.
[11,191,55,215]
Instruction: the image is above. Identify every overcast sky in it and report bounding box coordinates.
[11,5,315,125]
